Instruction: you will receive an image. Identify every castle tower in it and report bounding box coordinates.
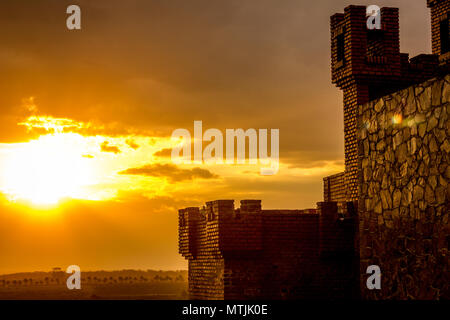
[427,0,450,64]
[329,5,439,202]
[331,6,402,202]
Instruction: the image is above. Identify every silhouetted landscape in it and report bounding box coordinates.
[0,269,187,300]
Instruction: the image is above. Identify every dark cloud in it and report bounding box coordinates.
[100,141,121,154]
[119,163,219,182]
[0,0,431,166]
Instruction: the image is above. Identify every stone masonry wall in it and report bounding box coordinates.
[358,75,450,299]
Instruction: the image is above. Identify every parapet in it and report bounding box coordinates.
[178,207,201,259]
[427,0,450,65]
[330,5,439,95]
[239,200,262,214]
[179,199,358,259]
[330,5,402,88]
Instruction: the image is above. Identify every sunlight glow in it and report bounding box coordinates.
[2,133,95,205]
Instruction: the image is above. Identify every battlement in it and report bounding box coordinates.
[331,6,402,87]
[331,5,439,90]
[179,200,323,260]
[428,0,450,65]
[179,200,359,299]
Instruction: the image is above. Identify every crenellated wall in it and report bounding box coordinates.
[358,75,450,299]
[179,200,359,300]
[428,0,450,64]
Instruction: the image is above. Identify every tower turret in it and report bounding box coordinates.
[330,5,438,201]
[427,0,450,65]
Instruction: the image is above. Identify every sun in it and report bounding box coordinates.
[1,133,95,205]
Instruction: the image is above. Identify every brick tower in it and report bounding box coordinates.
[329,5,438,202]
[427,0,450,65]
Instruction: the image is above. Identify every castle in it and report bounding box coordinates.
[179,0,449,300]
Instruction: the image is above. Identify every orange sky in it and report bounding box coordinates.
[0,0,432,273]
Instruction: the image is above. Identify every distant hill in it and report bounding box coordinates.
[0,269,188,300]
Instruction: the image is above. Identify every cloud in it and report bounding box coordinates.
[17,114,163,138]
[118,163,219,182]
[153,148,172,158]
[126,139,140,150]
[100,141,121,154]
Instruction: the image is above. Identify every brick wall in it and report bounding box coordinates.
[358,75,449,299]
[179,200,359,300]
[428,0,450,64]
[323,172,346,201]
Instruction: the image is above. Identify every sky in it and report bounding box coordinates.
[0,0,431,273]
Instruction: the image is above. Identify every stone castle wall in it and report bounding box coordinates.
[358,75,450,299]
